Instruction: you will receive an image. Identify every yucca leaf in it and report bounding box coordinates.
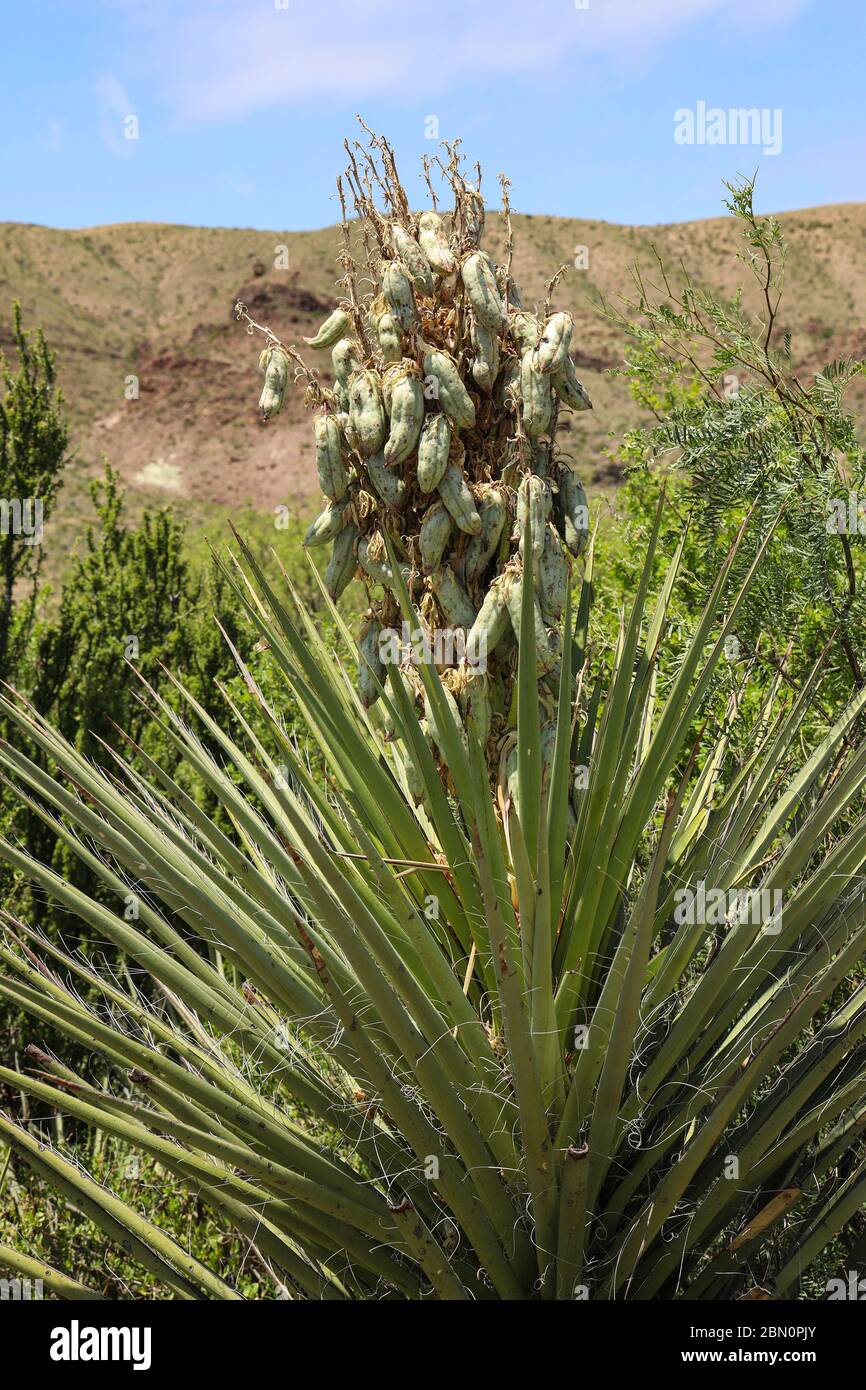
[0,1243,107,1301]
[469,732,558,1292]
[555,1143,589,1300]
[0,1108,241,1300]
[775,1161,866,1296]
[547,581,574,921]
[517,513,542,868]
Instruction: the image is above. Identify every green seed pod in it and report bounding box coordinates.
[461,251,507,332]
[365,450,407,510]
[557,466,590,558]
[380,362,402,416]
[520,348,554,441]
[402,716,436,810]
[535,311,574,374]
[469,315,500,393]
[536,522,570,625]
[458,669,492,750]
[358,620,385,709]
[348,369,386,457]
[419,500,453,573]
[342,414,362,455]
[495,356,521,412]
[540,719,560,789]
[401,741,426,803]
[552,355,593,411]
[376,312,403,364]
[466,572,511,664]
[418,210,456,276]
[390,225,434,295]
[324,523,358,600]
[417,414,452,493]
[258,345,290,419]
[503,564,558,674]
[382,261,416,331]
[517,474,552,560]
[334,383,350,413]
[387,664,420,724]
[356,533,388,585]
[530,442,551,477]
[430,565,477,632]
[464,486,507,585]
[423,349,476,430]
[384,370,425,466]
[462,187,485,247]
[437,460,482,535]
[424,683,466,758]
[313,412,348,501]
[305,307,351,350]
[357,533,409,589]
[494,622,517,662]
[332,338,361,390]
[510,310,541,355]
[541,624,563,683]
[488,666,507,715]
[303,498,350,548]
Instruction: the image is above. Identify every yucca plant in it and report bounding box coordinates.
[1,132,865,1301]
[0,511,865,1300]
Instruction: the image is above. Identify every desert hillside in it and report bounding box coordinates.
[1,204,864,542]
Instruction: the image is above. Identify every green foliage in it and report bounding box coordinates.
[32,465,205,754]
[606,177,866,707]
[0,303,68,673]
[0,465,245,934]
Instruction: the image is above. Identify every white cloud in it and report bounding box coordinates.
[109,0,810,124]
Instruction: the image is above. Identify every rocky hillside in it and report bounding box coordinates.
[1,204,864,547]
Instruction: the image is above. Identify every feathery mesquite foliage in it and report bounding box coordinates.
[1,137,865,1301]
[608,176,866,694]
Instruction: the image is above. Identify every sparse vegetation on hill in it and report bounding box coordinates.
[1,198,864,578]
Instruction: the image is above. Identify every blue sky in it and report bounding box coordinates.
[1,0,863,231]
